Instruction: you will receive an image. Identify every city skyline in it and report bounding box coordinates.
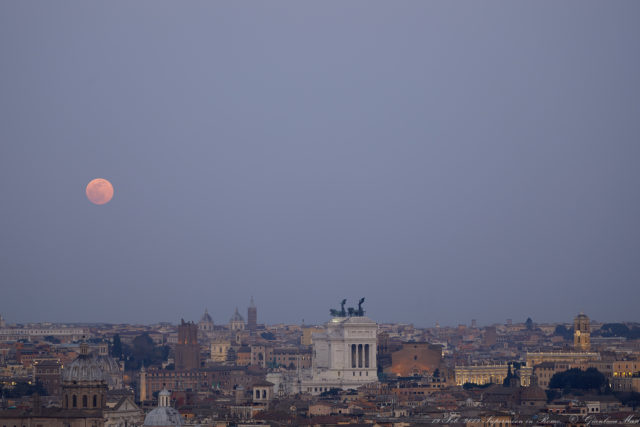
[1,303,638,329]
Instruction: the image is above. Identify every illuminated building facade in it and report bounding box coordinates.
[454,364,509,386]
[385,342,444,377]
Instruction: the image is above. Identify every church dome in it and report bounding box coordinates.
[63,352,106,382]
[144,389,184,427]
[143,407,185,426]
[95,355,120,373]
[200,309,213,323]
[95,354,123,388]
[230,307,244,322]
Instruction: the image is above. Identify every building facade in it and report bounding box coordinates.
[302,315,378,394]
[33,359,62,396]
[385,342,443,377]
[209,340,231,363]
[454,365,509,386]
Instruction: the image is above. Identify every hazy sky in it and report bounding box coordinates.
[1,2,639,327]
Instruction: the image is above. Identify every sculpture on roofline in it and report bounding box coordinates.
[329,298,365,317]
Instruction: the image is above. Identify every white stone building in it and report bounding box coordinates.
[274,314,378,395]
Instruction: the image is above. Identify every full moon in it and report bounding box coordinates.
[86,178,114,205]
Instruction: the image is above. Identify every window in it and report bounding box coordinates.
[93,395,97,407]
[72,395,77,408]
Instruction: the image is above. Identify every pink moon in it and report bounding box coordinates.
[86,178,114,205]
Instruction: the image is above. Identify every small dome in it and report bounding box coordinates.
[144,388,184,427]
[230,307,244,322]
[63,353,106,382]
[143,407,185,427]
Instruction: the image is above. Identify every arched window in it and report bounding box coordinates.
[82,395,87,408]
[72,395,77,408]
[93,395,98,407]
[255,389,260,398]
[65,395,68,408]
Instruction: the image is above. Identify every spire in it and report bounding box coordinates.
[250,296,255,308]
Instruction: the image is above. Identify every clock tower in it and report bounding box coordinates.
[573,313,590,351]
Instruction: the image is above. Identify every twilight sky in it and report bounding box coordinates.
[1,1,639,327]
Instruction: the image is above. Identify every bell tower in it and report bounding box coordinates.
[573,313,590,351]
[247,297,257,332]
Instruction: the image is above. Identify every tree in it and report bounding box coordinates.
[546,389,561,402]
[319,388,341,397]
[597,323,640,339]
[525,317,534,330]
[123,333,169,370]
[132,333,155,363]
[111,334,122,359]
[615,391,640,410]
[599,323,630,337]
[553,325,573,340]
[111,334,123,358]
[549,368,606,391]
[463,382,492,390]
[0,381,46,398]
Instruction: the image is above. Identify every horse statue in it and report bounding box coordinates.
[357,297,365,316]
[330,299,349,317]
